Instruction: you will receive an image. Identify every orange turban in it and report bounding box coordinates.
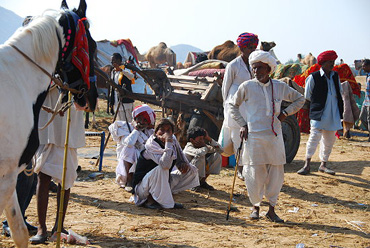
[317,50,338,65]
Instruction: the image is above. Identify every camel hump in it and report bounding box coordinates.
[223,40,236,47]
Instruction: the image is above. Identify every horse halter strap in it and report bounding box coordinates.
[10,45,82,95]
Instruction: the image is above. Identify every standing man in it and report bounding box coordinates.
[230,50,304,222]
[360,59,370,141]
[297,50,343,175]
[111,53,135,122]
[219,32,259,179]
[29,86,86,244]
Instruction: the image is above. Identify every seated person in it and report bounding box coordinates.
[132,118,200,209]
[108,104,156,192]
[183,127,223,191]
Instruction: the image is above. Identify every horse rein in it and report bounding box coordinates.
[10,44,83,95]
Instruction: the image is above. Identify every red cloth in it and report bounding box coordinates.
[71,18,90,89]
[296,108,310,134]
[333,63,361,97]
[292,64,321,133]
[317,50,338,65]
[110,39,139,64]
[293,64,321,87]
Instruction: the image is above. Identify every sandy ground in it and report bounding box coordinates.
[1,101,369,248]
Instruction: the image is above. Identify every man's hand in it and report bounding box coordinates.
[204,130,212,143]
[240,125,249,140]
[192,139,206,148]
[177,163,190,174]
[278,112,287,122]
[134,121,148,131]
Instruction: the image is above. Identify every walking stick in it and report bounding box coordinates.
[226,139,243,220]
[94,98,122,168]
[56,92,72,248]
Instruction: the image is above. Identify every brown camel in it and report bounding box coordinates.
[297,53,317,67]
[145,42,177,68]
[260,41,276,51]
[134,46,146,62]
[208,40,241,62]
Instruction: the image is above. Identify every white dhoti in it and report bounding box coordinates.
[191,153,222,178]
[134,166,199,208]
[116,146,138,187]
[243,164,284,207]
[306,127,337,162]
[241,131,285,207]
[34,144,78,190]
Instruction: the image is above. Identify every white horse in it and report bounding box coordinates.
[0,0,96,247]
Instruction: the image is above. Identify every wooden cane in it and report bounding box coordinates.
[226,139,243,220]
[56,92,72,248]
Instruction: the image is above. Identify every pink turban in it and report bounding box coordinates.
[236,32,259,48]
[317,50,338,65]
[132,104,156,126]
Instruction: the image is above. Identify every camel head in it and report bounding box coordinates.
[260,41,276,51]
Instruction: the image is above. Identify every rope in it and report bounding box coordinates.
[39,92,73,130]
[10,44,83,95]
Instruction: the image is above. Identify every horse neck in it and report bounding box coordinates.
[7,33,60,95]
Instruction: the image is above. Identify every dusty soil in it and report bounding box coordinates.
[1,100,369,248]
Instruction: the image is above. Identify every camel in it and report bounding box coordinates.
[298,53,317,67]
[208,40,240,62]
[145,42,176,68]
[134,46,146,62]
[260,41,281,64]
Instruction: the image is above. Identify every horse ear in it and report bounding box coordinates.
[77,0,87,17]
[61,0,69,9]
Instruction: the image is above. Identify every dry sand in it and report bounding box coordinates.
[1,101,369,248]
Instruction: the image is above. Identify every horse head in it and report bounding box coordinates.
[56,0,98,112]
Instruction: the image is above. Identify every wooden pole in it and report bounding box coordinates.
[56,92,72,247]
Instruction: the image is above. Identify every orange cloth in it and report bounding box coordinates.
[333,64,360,97]
[292,64,321,133]
[293,64,321,88]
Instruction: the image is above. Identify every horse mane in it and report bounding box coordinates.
[5,11,65,64]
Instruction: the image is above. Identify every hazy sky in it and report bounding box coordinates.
[1,0,369,65]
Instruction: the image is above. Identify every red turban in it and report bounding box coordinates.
[317,50,338,65]
[236,32,259,48]
[132,104,156,127]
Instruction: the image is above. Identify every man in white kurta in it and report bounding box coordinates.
[219,32,258,179]
[133,119,199,209]
[31,86,85,243]
[229,50,304,222]
[108,104,156,191]
[297,50,343,176]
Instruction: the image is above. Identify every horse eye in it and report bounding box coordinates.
[84,21,90,30]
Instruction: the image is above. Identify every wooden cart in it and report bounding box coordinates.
[96,62,301,163]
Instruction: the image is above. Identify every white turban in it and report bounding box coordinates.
[249,50,277,73]
[132,104,156,126]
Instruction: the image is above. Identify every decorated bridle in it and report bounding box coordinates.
[54,9,92,97]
